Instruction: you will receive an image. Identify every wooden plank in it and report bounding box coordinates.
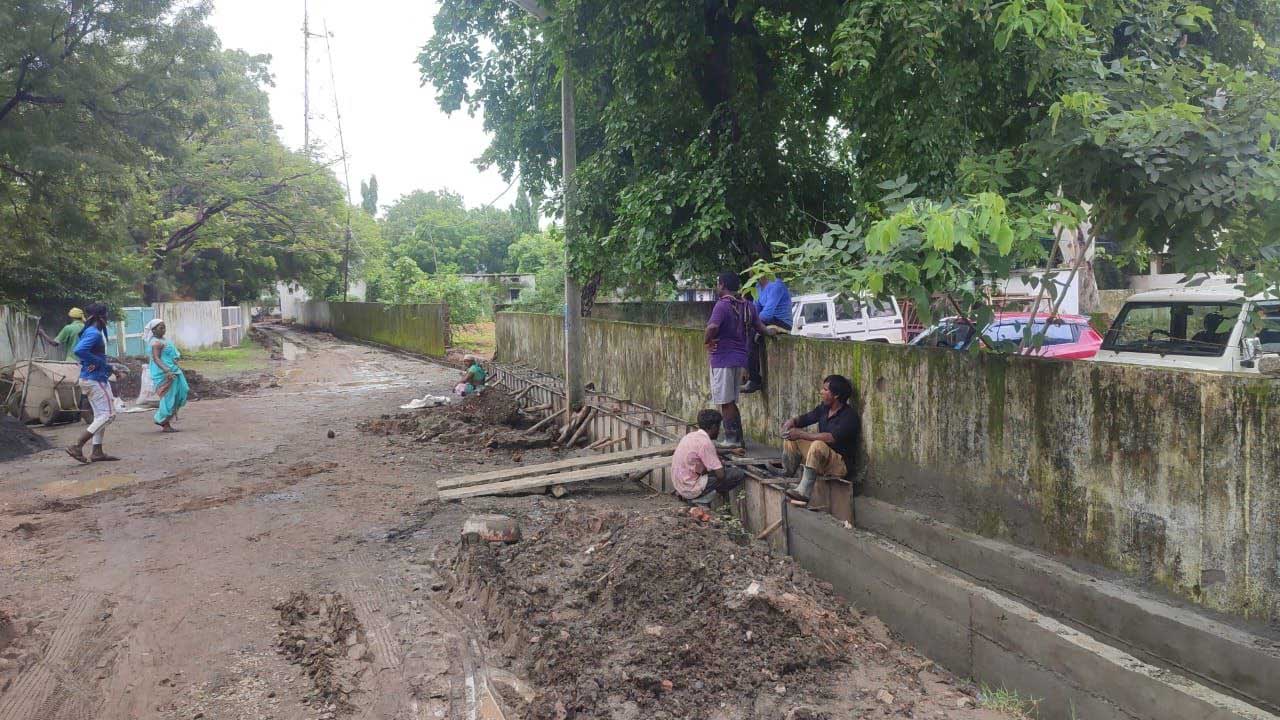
[435,444,677,491]
[440,456,671,500]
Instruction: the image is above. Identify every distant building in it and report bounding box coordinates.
[276,281,367,321]
[460,273,536,302]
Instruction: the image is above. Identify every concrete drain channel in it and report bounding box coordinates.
[488,362,1280,720]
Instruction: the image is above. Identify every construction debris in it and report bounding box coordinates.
[274,591,370,712]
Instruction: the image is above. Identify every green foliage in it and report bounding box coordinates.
[511,229,566,314]
[422,0,1280,315]
[378,189,521,274]
[0,3,369,311]
[420,0,853,287]
[755,182,1084,327]
[377,256,494,324]
[361,175,379,216]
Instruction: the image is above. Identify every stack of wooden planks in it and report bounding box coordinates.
[436,444,677,500]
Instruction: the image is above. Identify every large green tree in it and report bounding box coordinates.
[422,0,1280,321]
[0,0,220,309]
[420,0,852,295]
[0,2,371,310]
[379,189,521,273]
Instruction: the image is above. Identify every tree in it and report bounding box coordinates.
[510,228,566,314]
[420,0,852,294]
[361,175,379,216]
[134,49,352,303]
[423,0,1280,325]
[0,1,222,310]
[378,189,520,273]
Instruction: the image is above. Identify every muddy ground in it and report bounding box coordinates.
[0,327,1021,720]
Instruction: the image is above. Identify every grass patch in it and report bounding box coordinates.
[453,321,496,359]
[978,684,1039,718]
[181,339,270,378]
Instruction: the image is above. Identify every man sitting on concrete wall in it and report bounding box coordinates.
[672,409,746,505]
[781,375,859,505]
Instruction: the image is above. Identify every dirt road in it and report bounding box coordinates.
[0,328,1016,720]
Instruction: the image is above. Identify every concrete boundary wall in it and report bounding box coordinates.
[853,497,1280,714]
[153,301,223,351]
[588,302,717,328]
[788,511,1275,720]
[298,301,448,358]
[495,311,1280,624]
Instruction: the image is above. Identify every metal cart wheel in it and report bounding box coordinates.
[38,399,58,426]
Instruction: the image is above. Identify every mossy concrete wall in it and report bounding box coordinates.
[298,301,448,357]
[589,302,717,328]
[496,311,1280,623]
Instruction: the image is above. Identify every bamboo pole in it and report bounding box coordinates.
[526,407,566,435]
[566,407,597,448]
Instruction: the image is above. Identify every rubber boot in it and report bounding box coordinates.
[782,450,802,477]
[786,467,817,503]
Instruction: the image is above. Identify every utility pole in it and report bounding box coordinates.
[507,0,584,408]
[323,20,354,302]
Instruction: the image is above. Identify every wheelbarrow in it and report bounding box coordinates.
[2,360,83,425]
[1,360,130,426]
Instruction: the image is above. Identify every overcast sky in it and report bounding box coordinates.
[208,0,513,215]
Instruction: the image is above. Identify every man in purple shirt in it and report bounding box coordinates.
[704,271,777,448]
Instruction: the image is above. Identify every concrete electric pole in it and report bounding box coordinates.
[508,0,585,408]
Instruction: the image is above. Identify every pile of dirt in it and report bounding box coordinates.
[184,369,272,399]
[359,391,554,450]
[113,359,271,401]
[0,415,52,461]
[448,506,997,720]
[274,591,371,713]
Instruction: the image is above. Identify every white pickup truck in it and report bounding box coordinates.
[790,293,906,343]
[1094,285,1280,374]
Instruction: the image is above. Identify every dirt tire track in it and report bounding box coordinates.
[0,592,112,720]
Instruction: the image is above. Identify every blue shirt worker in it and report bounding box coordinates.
[743,275,792,394]
[66,302,121,464]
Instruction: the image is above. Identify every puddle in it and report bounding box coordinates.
[41,473,139,498]
[282,340,307,362]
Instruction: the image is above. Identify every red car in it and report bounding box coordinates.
[909,312,1104,359]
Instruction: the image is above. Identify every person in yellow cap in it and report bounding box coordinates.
[38,307,86,362]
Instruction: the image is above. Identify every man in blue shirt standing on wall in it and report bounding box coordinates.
[741,274,792,394]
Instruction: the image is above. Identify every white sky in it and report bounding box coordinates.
[208,0,513,215]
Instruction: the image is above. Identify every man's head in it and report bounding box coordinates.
[820,374,854,407]
[757,274,773,289]
[84,302,108,327]
[68,307,84,321]
[696,408,723,439]
[716,271,741,297]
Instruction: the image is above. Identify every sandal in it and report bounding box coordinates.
[65,447,89,465]
[89,454,121,462]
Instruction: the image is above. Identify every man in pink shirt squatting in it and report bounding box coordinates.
[671,410,746,503]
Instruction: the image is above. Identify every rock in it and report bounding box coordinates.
[347,643,367,661]
[461,514,521,544]
[643,625,664,637]
[327,430,336,439]
[955,696,974,709]
[876,689,894,705]
[549,484,570,499]
[775,684,787,695]
[660,679,674,692]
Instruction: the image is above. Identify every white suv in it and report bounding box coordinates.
[790,293,906,343]
[1094,285,1280,374]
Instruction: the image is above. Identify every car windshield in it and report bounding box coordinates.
[1248,302,1280,352]
[1103,301,1242,357]
[911,320,976,349]
[983,319,1079,351]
